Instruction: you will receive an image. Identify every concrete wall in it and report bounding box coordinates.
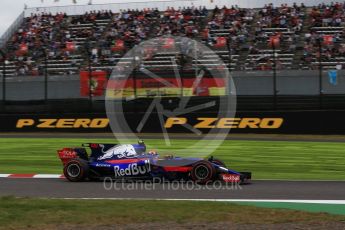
[232,70,345,96]
[0,70,344,101]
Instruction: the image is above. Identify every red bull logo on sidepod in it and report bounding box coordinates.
[113,160,151,177]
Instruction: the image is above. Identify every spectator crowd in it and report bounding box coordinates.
[1,2,345,76]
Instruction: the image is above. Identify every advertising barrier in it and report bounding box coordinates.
[106,76,226,99]
[1,110,345,134]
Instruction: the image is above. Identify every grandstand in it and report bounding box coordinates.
[2,2,345,75]
[0,0,345,112]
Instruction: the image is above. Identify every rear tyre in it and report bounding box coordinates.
[63,159,89,182]
[190,160,216,184]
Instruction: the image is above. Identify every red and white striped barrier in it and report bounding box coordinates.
[0,174,64,179]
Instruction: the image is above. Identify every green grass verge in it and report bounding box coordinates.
[236,202,345,215]
[0,138,345,180]
[0,197,344,230]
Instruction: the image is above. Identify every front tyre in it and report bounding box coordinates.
[211,158,226,167]
[63,159,89,182]
[190,160,216,184]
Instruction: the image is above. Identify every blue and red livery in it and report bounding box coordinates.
[58,141,251,184]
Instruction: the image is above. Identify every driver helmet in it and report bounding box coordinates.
[148,150,157,155]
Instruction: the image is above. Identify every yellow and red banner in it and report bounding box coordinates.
[106,77,226,99]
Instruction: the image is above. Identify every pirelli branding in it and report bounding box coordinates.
[15,117,283,129]
[165,117,283,129]
[16,118,109,129]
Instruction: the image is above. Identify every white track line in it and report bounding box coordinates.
[0,174,63,178]
[255,179,345,182]
[0,174,10,178]
[58,198,345,204]
[32,174,63,179]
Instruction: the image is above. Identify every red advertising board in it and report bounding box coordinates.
[80,71,107,96]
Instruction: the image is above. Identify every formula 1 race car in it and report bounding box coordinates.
[57,141,251,184]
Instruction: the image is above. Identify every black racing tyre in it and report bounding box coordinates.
[63,159,89,182]
[190,160,216,184]
[239,172,252,184]
[210,158,226,167]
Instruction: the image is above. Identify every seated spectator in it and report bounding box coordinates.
[310,2,345,27]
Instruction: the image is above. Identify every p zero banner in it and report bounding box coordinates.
[106,77,226,99]
[2,110,345,134]
[80,71,108,96]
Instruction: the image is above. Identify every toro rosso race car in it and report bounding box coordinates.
[58,141,251,184]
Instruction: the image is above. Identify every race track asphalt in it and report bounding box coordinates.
[1,133,345,200]
[1,178,344,199]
